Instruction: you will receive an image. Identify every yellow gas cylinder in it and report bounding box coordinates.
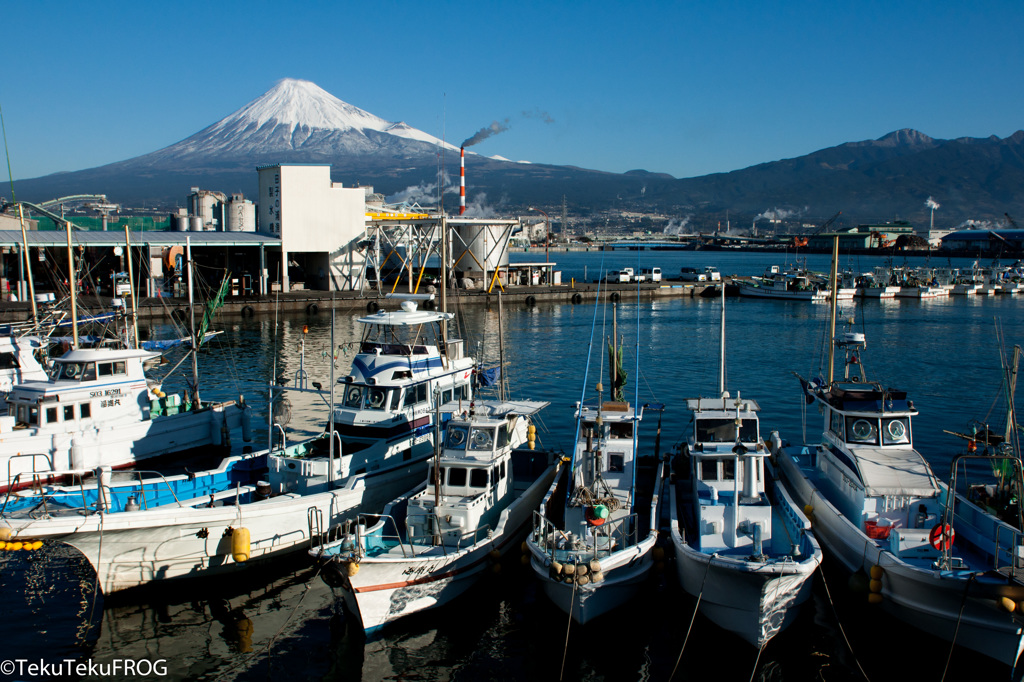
[231,527,251,563]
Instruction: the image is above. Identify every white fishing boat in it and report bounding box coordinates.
[735,266,827,302]
[0,346,248,493]
[526,307,665,624]
[669,288,821,648]
[855,269,898,298]
[330,294,475,468]
[0,294,480,593]
[773,250,1024,669]
[313,399,559,634]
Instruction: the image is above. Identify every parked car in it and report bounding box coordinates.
[680,267,706,282]
[704,266,722,282]
[605,270,630,283]
[640,267,662,282]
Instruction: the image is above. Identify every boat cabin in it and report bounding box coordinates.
[5,348,157,434]
[407,415,517,547]
[685,396,771,553]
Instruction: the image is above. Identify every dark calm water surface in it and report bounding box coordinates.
[2,251,1023,681]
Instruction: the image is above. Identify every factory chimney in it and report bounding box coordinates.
[459,146,466,215]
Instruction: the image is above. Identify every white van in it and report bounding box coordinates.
[605,270,630,283]
[640,267,662,282]
[680,267,706,282]
[704,266,722,282]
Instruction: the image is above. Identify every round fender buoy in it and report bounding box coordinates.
[930,523,955,551]
[422,299,436,310]
[571,293,582,304]
[525,295,536,306]
[173,308,188,322]
[307,303,319,315]
[610,292,621,301]
[367,301,380,312]
[241,305,255,318]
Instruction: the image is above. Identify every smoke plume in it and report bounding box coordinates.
[462,119,511,147]
[663,217,692,235]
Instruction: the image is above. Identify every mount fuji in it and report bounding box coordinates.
[11,78,641,212]
[9,78,1024,224]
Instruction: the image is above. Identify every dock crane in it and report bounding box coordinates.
[794,211,841,247]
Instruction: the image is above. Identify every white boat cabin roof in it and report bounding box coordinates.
[842,445,940,498]
[439,398,549,419]
[577,400,640,423]
[686,396,761,413]
[356,298,453,327]
[55,348,160,365]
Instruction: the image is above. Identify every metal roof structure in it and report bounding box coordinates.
[0,230,282,248]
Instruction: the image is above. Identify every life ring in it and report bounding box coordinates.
[366,301,379,313]
[307,303,319,315]
[241,305,255,318]
[525,295,536,306]
[930,523,954,551]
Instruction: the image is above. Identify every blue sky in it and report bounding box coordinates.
[2,0,1022,183]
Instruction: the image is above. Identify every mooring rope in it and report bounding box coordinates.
[669,552,714,680]
[818,563,870,681]
[560,570,578,681]
[940,572,975,682]
[749,558,791,682]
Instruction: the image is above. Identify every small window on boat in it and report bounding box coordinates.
[441,389,453,404]
[417,383,428,404]
[470,468,488,488]
[455,384,469,400]
[429,465,446,483]
[700,459,717,481]
[28,406,38,426]
[63,405,74,421]
[80,403,91,419]
[609,453,625,473]
[447,425,469,449]
[113,361,126,375]
[81,364,96,381]
[882,418,910,445]
[470,428,493,450]
[366,388,388,410]
[611,422,633,439]
[846,417,878,445]
[390,390,401,410]
[448,467,467,486]
[500,461,506,479]
[46,407,58,424]
[344,386,363,408]
[98,363,114,377]
[0,352,18,369]
[492,466,498,484]
[830,411,844,438]
[723,459,736,480]
[496,425,509,448]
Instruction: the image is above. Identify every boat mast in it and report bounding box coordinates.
[17,205,38,327]
[124,224,139,349]
[328,301,336,488]
[64,218,79,349]
[718,282,726,396]
[186,236,199,405]
[498,291,506,401]
[827,234,840,385]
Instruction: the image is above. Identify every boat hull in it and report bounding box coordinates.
[735,282,826,302]
[4,454,428,593]
[777,446,1024,667]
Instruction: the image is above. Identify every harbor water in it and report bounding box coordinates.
[1,251,1022,681]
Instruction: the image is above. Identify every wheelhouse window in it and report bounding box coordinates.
[695,418,758,443]
[80,403,91,419]
[0,352,19,369]
[447,425,469,449]
[404,383,428,407]
[46,407,58,424]
[343,386,363,408]
[470,468,488,488]
[56,362,97,382]
[365,388,389,411]
[448,468,467,486]
[845,417,878,445]
[700,459,717,481]
[723,459,735,480]
[496,425,510,448]
[830,411,844,438]
[882,417,911,445]
[97,362,127,377]
[469,427,494,451]
[610,422,634,439]
[63,405,74,421]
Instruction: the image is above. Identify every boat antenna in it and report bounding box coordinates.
[827,234,840,386]
[186,235,199,404]
[570,256,605,471]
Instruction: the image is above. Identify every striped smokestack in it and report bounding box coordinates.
[459,146,466,215]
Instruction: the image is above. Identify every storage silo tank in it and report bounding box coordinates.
[174,215,189,231]
[226,194,256,232]
[453,223,510,276]
[189,216,203,232]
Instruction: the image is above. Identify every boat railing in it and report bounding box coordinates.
[1,468,186,517]
[531,510,639,562]
[356,513,412,558]
[5,453,56,491]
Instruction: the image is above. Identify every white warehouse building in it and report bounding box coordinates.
[257,163,368,292]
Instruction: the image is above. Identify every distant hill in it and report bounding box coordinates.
[9,79,1024,227]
